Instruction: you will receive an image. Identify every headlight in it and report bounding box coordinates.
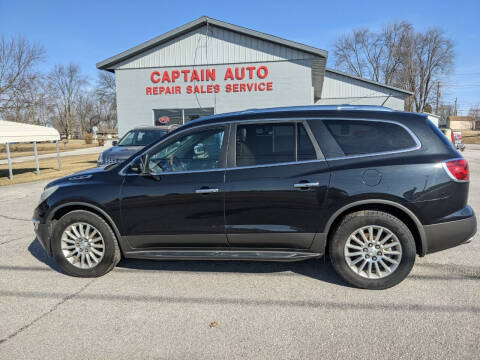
[39,185,59,204]
[97,153,104,164]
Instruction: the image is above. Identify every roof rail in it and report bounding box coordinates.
[237,105,394,114]
[187,105,396,125]
[332,105,394,111]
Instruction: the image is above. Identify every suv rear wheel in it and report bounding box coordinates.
[329,210,416,289]
[51,210,121,277]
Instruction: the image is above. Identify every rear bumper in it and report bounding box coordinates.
[423,206,476,254]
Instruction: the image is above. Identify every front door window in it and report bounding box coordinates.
[147,127,225,173]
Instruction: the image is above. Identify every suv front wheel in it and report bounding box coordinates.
[51,210,121,277]
[329,210,416,289]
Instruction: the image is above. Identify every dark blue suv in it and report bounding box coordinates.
[33,106,476,289]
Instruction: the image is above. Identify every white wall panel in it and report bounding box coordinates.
[316,71,407,110]
[115,25,313,69]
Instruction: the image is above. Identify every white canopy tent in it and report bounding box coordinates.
[0,120,62,180]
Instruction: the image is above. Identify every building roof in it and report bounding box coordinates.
[0,120,60,144]
[97,16,328,71]
[448,116,475,122]
[325,68,413,96]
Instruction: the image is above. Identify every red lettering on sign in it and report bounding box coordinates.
[224,68,234,80]
[246,66,256,79]
[162,72,171,83]
[235,68,245,80]
[206,69,216,81]
[171,70,180,82]
[191,70,200,82]
[181,69,190,81]
[151,71,161,83]
[148,66,273,96]
[257,66,268,79]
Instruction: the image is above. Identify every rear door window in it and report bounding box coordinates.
[235,122,317,167]
[323,120,417,156]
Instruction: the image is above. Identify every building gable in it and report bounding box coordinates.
[114,25,317,70]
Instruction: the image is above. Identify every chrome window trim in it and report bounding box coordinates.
[127,167,227,177]
[225,158,326,171]
[119,116,422,175]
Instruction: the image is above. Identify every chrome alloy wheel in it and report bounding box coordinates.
[61,222,105,269]
[344,225,403,279]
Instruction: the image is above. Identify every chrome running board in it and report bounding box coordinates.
[124,249,322,262]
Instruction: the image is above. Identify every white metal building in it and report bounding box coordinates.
[97,17,412,136]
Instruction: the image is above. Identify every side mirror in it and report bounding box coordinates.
[129,162,141,173]
[129,155,146,174]
[112,140,118,146]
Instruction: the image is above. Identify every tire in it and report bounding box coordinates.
[329,210,416,289]
[51,210,121,277]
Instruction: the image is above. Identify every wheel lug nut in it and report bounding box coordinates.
[375,245,380,249]
[372,256,377,261]
[377,252,382,256]
[363,248,368,252]
[365,254,370,259]
[368,243,373,247]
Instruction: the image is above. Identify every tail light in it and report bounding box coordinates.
[443,158,469,181]
[451,131,455,143]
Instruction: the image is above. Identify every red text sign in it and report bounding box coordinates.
[145,65,273,96]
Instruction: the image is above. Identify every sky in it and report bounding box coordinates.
[1,0,479,114]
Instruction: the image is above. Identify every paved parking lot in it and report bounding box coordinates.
[1,148,479,359]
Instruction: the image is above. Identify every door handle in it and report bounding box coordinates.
[195,188,219,194]
[294,182,320,189]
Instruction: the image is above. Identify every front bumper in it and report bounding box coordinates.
[33,217,52,256]
[423,206,476,254]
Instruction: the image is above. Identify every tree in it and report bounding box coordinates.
[94,71,117,129]
[469,104,480,125]
[75,91,95,135]
[47,63,87,138]
[334,22,413,85]
[0,35,45,114]
[333,23,454,112]
[409,29,454,112]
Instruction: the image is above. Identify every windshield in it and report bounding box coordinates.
[118,129,167,146]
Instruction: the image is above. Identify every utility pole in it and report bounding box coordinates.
[454,97,458,116]
[435,82,440,114]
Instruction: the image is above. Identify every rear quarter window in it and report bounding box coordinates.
[323,120,417,156]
